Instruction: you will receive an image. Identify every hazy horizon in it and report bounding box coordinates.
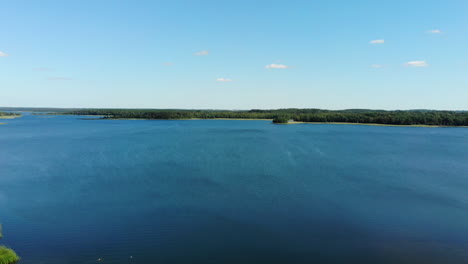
[1,105,467,112]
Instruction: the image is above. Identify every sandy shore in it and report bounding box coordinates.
[290,122,468,128]
[103,118,273,121]
[275,121,467,127]
[0,115,21,119]
[193,118,273,121]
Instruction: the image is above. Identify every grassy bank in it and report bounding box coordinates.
[0,246,19,264]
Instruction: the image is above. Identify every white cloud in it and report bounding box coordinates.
[0,51,8,57]
[194,50,209,56]
[216,78,233,82]
[404,61,429,67]
[164,62,173,66]
[370,39,385,44]
[428,29,442,34]
[371,64,383,68]
[265,64,290,69]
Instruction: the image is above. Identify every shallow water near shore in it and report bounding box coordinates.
[1,113,468,263]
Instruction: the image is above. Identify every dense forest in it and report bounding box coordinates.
[65,109,468,126]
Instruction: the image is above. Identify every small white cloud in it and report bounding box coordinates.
[216,78,233,82]
[404,61,429,67]
[194,50,209,56]
[371,64,383,68]
[428,29,442,34]
[164,62,173,66]
[370,39,385,44]
[0,51,8,57]
[265,64,290,69]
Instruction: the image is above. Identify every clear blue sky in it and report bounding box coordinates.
[1,0,467,110]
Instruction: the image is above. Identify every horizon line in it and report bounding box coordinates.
[1,106,467,112]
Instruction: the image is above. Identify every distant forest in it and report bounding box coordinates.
[0,111,19,116]
[66,109,468,126]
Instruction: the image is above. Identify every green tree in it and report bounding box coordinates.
[0,225,20,264]
[272,116,289,124]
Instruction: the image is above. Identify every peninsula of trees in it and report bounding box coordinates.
[64,108,468,126]
[0,112,21,119]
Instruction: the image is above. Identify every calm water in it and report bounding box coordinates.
[1,114,467,264]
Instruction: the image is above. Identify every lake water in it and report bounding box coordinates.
[1,114,467,264]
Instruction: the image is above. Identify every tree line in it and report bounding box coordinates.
[0,112,19,116]
[65,109,468,126]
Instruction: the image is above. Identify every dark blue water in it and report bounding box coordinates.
[1,114,467,264]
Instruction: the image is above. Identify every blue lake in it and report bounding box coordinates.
[1,114,468,263]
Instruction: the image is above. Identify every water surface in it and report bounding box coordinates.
[1,114,467,263]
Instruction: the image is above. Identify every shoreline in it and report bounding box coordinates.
[77,116,467,127]
[191,118,272,121]
[0,115,21,119]
[83,117,274,121]
[280,122,467,127]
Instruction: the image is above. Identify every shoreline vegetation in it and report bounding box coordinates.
[0,112,22,120]
[0,225,20,264]
[0,247,19,264]
[78,117,465,127]
[65,108,468,127]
